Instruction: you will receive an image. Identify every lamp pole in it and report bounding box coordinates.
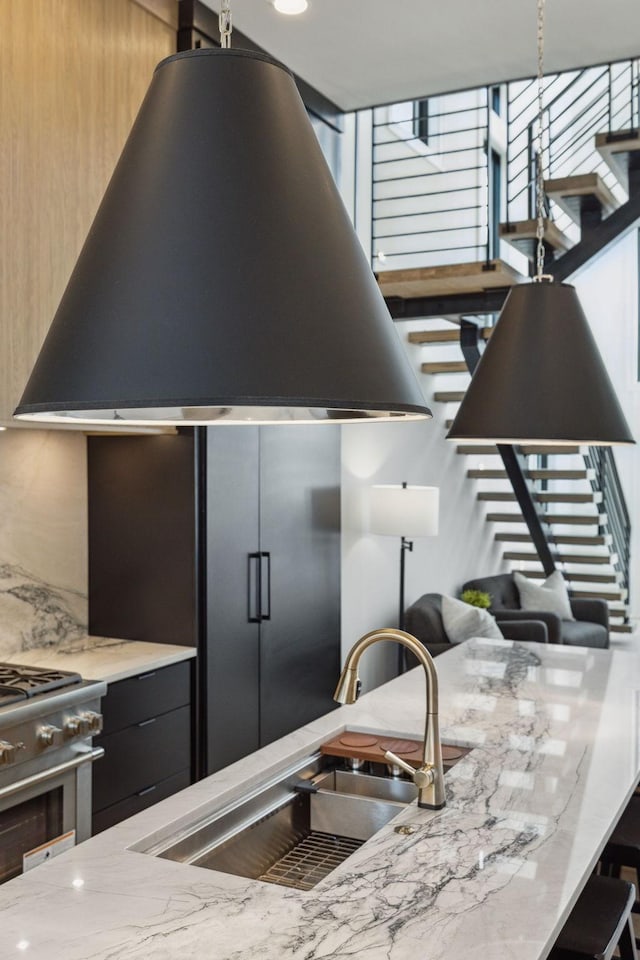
[398,534,413,674]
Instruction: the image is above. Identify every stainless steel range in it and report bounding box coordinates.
[0,662,105,884]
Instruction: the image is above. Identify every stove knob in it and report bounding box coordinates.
[64,715,90,738]
[0,740,16,765]
[81,711,103,736]
[38,724,62,748]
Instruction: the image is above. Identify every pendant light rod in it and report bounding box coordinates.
[534,0,550,283]
[219,0,232,48]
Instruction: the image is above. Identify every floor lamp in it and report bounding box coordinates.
[370,483,439,673]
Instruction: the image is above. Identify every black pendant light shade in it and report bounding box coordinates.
[447,281,633,445]
[14,48,430,426]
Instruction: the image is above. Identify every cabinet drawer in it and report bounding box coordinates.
[92,768,192,835]
[93,705,191,811]
[101,660,192,736]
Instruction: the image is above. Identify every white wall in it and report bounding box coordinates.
[573,230,640,624]
[340,320,505,690]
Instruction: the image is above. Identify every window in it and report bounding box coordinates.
[413,98,430,145]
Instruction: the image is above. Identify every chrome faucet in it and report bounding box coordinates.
[333,628,446,810]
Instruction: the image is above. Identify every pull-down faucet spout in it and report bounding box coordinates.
[334,628,446,810]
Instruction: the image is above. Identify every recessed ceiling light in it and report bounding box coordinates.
[273,0,309,15]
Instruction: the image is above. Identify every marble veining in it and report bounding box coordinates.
[0,638,639,959]
[0,562,87,656]
[2,634,196,684]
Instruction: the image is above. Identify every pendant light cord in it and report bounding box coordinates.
[220,0,232,48]
[534,0,552,283]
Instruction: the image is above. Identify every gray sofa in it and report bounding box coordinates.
[404,592,549,659]
[462,573,609,649]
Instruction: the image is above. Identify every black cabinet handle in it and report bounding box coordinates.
[248,551,271,622]
[260,552,271,621]
[248,552,262,623]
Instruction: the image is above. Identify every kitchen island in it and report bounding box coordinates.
[1,637,639,959]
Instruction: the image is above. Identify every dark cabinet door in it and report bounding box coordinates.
[88,434,197,646]
[258,426,341,746]
[205,428,261,773]
[204,425,340,769]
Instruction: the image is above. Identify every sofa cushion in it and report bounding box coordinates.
[462,573,520,610]
[514,570,575,621]
[560,619,609,649]
[442,595,504,644]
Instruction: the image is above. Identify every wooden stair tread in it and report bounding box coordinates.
[595,129,640,193]
[503,551,612,565]
[377,259,525,299]
[567,573,620,583]
[570,587,626,600]
[496,533,609,546]
[520,573,618,584]
[536,491,600,503]
[542,513,605,525]
[527,469,590,481]
[485,512,525,523]
[434,390,466,402]
[456,443,584,456]
[408,327,493,345]
[552,534,610,546]
[499,218,574,258]
[456,444,500,455]
[521,445,585,455]
[610,623,634,634]
[544,173,620,221]
[486,512,602,526]
[421,360,468,374]
[468,469,507,479]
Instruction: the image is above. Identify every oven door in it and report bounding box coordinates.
[0,747,103,884]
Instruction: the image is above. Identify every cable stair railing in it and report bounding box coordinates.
[373,56,639,634]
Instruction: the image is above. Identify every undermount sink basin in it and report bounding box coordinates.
[134,745,466,892]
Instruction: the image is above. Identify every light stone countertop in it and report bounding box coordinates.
[2,635,196,683]
[1,637,639,960]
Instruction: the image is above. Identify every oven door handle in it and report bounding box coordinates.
[0,747,104,802]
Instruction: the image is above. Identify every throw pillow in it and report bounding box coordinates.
[442,594,504,644]
[514,570,575,621]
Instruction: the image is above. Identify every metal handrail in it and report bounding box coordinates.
[371,55,639,270]
[583,447,631,595]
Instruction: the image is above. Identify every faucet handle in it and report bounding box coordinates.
[384,750,435,789]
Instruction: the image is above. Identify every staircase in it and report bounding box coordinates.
[371,59,638,637]
[407,318,631,634]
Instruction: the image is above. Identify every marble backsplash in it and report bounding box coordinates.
[0,429,88,658]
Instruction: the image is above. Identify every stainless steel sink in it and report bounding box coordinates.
[135,748,462,891]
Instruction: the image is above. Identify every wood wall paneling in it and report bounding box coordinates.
[0,0,176,423]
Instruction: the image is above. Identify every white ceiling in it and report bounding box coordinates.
[205,0,640,111]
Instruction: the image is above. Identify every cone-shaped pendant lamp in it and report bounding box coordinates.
[14,48,429,426]
[449,0,632,448]
[447,280,633,445]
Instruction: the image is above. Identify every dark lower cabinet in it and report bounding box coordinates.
[92,661,193,834]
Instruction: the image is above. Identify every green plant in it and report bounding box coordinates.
[460,589,491,610]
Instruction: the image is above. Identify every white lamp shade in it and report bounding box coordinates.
[369,485,439,538]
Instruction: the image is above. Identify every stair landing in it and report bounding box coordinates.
[595,129,640,194]
[544,172,620,222]
[377,259,525,299]
[499,218,574,259]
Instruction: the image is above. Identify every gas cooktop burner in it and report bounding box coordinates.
[0,663,82,703]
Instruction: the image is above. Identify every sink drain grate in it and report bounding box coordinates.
[259,831,364,891]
